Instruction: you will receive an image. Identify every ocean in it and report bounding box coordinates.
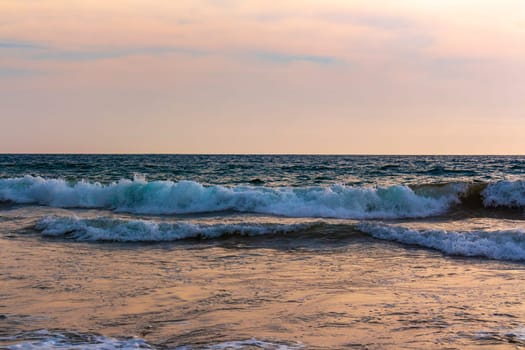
[1,154,524,349]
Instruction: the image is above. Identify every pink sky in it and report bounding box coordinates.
[1,0,524,154]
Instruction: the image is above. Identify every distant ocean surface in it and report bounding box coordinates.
[1,155,525,349]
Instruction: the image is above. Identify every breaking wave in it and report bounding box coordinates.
[483,180,525,208]
[35,216,320,242]
[357,222,525,261]
[34,215,525,261]
[0,176,461,219]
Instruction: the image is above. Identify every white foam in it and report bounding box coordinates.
[204,338,303,349]
[2,330,152,349]
[35,216,319,242]
[2,331,302,350]
[475,326,525,344]
[357,222,525,261]
[483,180,525,208]
[0,176,458,219]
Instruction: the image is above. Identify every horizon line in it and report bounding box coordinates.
[1,153,523,157]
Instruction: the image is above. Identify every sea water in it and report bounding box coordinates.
[1,155,525,349]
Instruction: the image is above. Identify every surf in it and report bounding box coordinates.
[0,176,459,219]
[357,222,525,261]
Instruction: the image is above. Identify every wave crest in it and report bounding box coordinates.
[35,216,320,242]
[1,176,459,219]
[357,222,525,261]
[483,180,525,208]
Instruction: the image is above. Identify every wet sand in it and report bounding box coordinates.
[2,227,525,349]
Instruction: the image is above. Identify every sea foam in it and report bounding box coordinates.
[35,216,319,242]
[1,330,152,350]
[1,176,458,219]
[1,330,302,350]
[483,180,525,208]
[357,222,525,261]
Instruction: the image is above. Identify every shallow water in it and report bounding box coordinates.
[1,155,525,349]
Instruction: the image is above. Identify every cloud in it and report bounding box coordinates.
[0,67,38,78]
[31,46,208,61]
[27,43,337,65]
[247,51,337,65]
[246,9,416,31]
[1,35,338,66]
[318,12,415,31]
[0,40,45,49]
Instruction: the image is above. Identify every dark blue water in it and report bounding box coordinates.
[1,154,523,186]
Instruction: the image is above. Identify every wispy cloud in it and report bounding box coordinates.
[1,37,339,66]
[0,67,38,78]
[28,43,337,66]
[32,46,208,61]
[247,51,338,65]
[318,12,415,31]
[0,40,45,49]
[247,10,416,31]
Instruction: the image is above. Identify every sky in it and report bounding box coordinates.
[0,0,524,154]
